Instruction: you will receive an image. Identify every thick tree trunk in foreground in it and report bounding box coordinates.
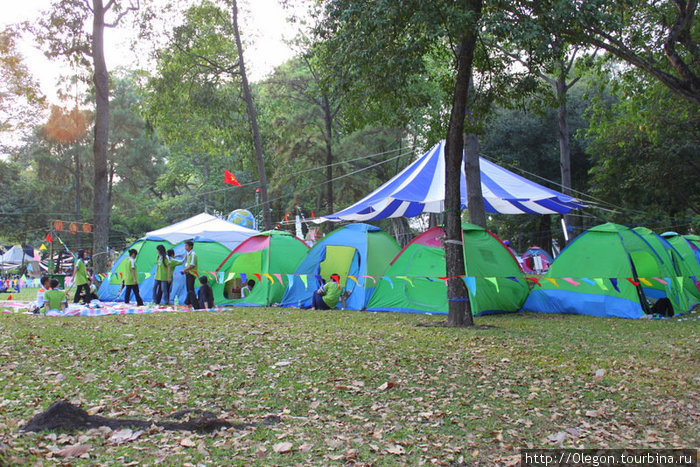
[444,0,482,327]
[232,0,272,230]
[92,0,110,274]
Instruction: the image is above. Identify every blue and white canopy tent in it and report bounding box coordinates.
[316,140,585,223]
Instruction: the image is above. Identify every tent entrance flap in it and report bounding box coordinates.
[404,248,445,310]
[319,245,358,290]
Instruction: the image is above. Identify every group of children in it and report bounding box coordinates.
[30,274,97,314]
[30,244,350,314]
[120,242,215,310]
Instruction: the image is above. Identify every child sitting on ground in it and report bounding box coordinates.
[196,275,215,310]
[43,279,67,314]
[29,276,51,314]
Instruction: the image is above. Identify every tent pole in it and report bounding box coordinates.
[561,217,569,243]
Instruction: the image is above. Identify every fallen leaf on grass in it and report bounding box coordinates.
[86,405,104,415]
[109,429,143,444]
[273,441,293,453]
[594,369,605,382]
[299,443,313,453]
[377,381,398,391]
[274,361,292,367]
[180,438,196,447]
[585,409,602,418]
[548,431,567,444]
[386,444,405,455]
[56,444,91,458]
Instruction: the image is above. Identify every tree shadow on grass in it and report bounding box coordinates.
[21,400,280,433]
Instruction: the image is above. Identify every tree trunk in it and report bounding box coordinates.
[322,93,334,214]
[464,131,486,228]
[74,150,82,249]
[390,217,412,247]
[203,161,210,213]
[92,0,110,274]
[444,0,481,327]
[231,0,272,230]
[555,73,573,245]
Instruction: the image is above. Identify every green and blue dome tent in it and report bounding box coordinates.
[280,223,400,310]
[522,223,691,318]
[212,230,309,307]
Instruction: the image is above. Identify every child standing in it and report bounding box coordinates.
[71,249,89,303]
[123,249,144,306]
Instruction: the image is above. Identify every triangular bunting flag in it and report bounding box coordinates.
[286,275,295,291]
[144,272,151,279]
[382,276,394,289]
[396,275,414,287]
[253,273,262,282]
[526,277,541,287]
[241,273,247,283]
[506,276,519,283]
[561,278,580,286]
[347,275,359,286]
[462,276,477,295]
[361,275,376,284]
[581,278,597,286]
[300,275,308,288]
[39,244,47,251]
[610,278,620,293]
[45,233,52,242]
[7,294,12,300]
[639,277,652,287]
[675,276,684,290]
[594,278,608,291]
[218,272,225,283]
[485,277,500,292]
[626,277,640,287]
[544,278,559,288]
[273,274,284,286]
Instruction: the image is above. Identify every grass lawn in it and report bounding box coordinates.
[0,307,698,465]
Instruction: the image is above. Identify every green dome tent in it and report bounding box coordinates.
[213,230,309,306]
[366,223,529,315]
[660,232,700,305]
[523,223,691,318]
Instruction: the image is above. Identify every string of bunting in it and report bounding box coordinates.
[95,271,699,295]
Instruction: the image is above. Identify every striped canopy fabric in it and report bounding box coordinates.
[316,141,585,222]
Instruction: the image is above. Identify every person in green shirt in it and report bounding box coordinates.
[71,249,89,303]
[312,273,342,310]
[153,245,170,305]
[123,249,144,306]
[43,278,66,313]
[241,279,255,298]
[182,240,198,308]
[166,248,183,305]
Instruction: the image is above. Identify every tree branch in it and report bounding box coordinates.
[663,0,699,94]
[105,0,140,28]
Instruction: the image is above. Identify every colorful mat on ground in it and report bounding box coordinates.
[37,302,230,317]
